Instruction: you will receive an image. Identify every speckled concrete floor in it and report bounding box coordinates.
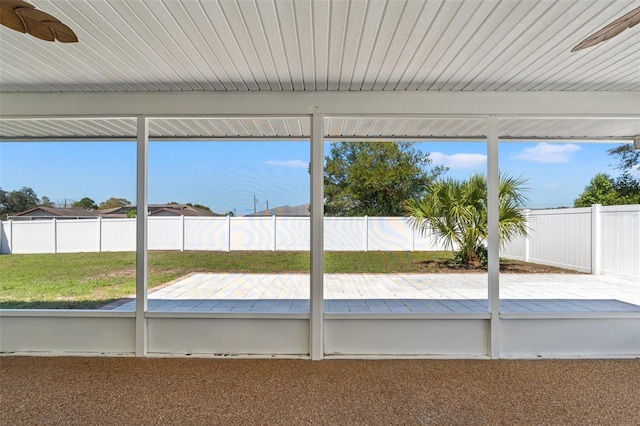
[1,357,639,425]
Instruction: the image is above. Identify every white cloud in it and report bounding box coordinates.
[514,143,581,163]
[265,160,308,169]
[429,152,487,170]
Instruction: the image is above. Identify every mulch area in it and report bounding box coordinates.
[1,357,638,425]
[416,259,583,274]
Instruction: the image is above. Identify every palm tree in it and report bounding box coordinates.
[405,173,529,266]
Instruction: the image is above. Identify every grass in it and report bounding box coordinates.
[0,250,573,309]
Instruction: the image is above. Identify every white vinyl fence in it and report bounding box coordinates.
[0,216,447,255]
[3,206,638,279]
[501,204,640,280]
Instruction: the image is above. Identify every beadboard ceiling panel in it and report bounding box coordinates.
[498,117,640,140]
[1,116,637,141]
[1,0,639,93]
[0,118,137,139]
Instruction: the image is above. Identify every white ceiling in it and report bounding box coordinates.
[1,116,638,141]
[0,1,638,142]
[1,0,639,93]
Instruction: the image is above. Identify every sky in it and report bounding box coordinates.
[0,139,630,215]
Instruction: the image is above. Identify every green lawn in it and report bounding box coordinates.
[0,251,453,309]
[0,250,569,309]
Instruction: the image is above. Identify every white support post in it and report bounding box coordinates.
[487,116,500,359]
[523,209,530,262]
[364,215,368,252]
[226,215,231,252]
[411,223,416,252]
[310,113,324,360]
[9,219,13,254]
[272,215,277,252]
[52,218,57,254]
[591,204,602,275]
[135,115,149,357]
[180,215,185,252]
[97,216,102,253]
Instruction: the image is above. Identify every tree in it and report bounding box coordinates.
[405,174,529,266]
[608,143,640,203]
[0,187,41,220]
[574,174,620,207]
[324,141,446,216]
[574,173,640,207]
[186,202,212,212]
[71,197,98,210]
[168,201,212,212]
[574,144,640,207]
[98,197,132,209]
[40,196,55,207]
[608,144,640,172]
[613,172,640,202]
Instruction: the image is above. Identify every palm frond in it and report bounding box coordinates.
[406,172,530,265]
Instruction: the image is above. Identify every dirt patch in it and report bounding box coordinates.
[103,269,136,279]
[499,259,583,274]
[80,268,136,283]
[417,259,583,274]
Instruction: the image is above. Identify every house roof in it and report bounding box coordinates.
[0,1,638,142]
[11,204,222,218]
[104,204,223,216]
[246,204,310,217]
[96,207,126,215]
[11,206,100,218]
[148,205,223,217]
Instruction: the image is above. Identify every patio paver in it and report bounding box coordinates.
[107,273,640,314]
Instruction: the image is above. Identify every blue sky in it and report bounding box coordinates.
[0,139,627,215]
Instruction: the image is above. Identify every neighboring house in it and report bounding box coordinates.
[245,204,310,217]
[102,204,223,217]
[9,204,222,220]
[9,206,101,220]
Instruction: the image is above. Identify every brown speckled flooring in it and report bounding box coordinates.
[1,357,639,425]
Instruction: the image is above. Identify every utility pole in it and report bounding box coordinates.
[253,195,269,213]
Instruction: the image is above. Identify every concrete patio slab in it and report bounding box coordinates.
[106,273,640,314]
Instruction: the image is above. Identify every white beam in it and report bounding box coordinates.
[487,116,500,359]
[1,92,638,117]
[310,113,324,360]
[136,116,148,357]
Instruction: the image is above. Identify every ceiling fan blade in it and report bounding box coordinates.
[572,5,640,52]
[47,21,77,43]
[1,0,34,8]
[16,7,56,41]
[1,0,77,42]
[0,0,34,32]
